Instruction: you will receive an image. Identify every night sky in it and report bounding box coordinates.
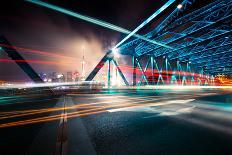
[0,0,167,82]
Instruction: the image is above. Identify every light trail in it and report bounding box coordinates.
[0,59,77,67]
[26,0,130,34]
[0,81,102,89]
[114,0,175,49]
[0,98,198,128]
[0,89,226,129]
[0,109,108,128]
[0,93,209,128]
[2,99,231,135]
[0,100,139,128]
[25,0,173,49]
[0,104,99,120]
[0,95,165,119]
[142,85,232,90]
[96,63,215,78]
[0,59,61,65]
[0,80,230,89]
[107,99,195,112]
[0,58,219,85]
[0,43,77,60]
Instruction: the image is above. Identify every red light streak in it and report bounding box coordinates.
[0,59,78,66]
[0,43,77,61]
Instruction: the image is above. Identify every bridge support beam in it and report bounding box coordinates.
[0,35,43,83]
[111,59,129,86]
[85,51,129,86]
[150,56,154,85]
[132,56,137,86]
[85,51,110,82]
[136,58,149,85]
[107,59,111,87]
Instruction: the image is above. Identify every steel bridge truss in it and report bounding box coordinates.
[120,0,232,76]
[2,0,229,86]
[132,56,215,86]
[87,0,231,86]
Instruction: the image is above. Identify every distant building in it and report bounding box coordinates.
[72,71,80,82]
[67,71,72,82]
[57,73,65,82]
[51,72,57,82]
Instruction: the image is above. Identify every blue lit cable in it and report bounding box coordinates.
[26,0,174,49]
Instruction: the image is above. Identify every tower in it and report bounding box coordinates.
[81,47,86,81]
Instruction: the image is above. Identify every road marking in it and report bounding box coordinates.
[55,96,68,155]
[107,99,195,113]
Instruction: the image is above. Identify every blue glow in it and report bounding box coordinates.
[26,0,173,50]
[114,0,175,49]
[26,0,130,34]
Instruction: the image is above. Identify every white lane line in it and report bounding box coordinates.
[107,99,195,113]
[166,99,196,104]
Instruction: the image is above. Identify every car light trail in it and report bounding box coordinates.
[0,98,135,120]
[0,43,76,60]
[0,59,75,66]
[0,80,230,89]
[0,93,212,128]
[25,0,173,49]
[0,95,165,120]
[0,109,108,128]
[0,101,138,128]
[0,98,208,127]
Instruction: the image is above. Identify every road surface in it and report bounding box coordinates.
[0,89,231,155]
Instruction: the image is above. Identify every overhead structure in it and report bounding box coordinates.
[85,0,179,85]
[119,0,232,74]
[0,36,43,83]
[25,0,232,86]
[26,0,172,49]
[88,0,232,86]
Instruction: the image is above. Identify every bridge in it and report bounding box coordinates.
[0,0,231,86]
[0,0,231,155]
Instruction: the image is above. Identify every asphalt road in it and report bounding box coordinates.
[0,89,231,155]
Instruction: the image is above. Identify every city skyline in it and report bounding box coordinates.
[0,0,166,82]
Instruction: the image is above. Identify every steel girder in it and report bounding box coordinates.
[119,0,197,53]
[137,1,232,56]
[121,0,231,53]
[0,36,43,83]
[118,0,232,75]
[133,55,214,86]
[85,51,129,86]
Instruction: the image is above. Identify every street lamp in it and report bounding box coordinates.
[177,4,183,9]
[112,48,119,54]
[112,48,120,58]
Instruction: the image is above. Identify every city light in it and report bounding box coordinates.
[57,74,63,79]
[112,48,120,58]
[112,48,119,54]
[177,4,183,9]
[0,1,231,154]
